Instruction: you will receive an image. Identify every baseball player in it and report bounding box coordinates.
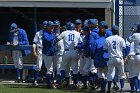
[75,19,82,33]
[86,19,99,90]
[103,25,126,93]
[88,19,99,40]
[32,21,47,86]
[98,21,119,91]
[127,24,140,92]
[92,22,110,92]
[55,23,82,88]
[42,21,56,88]
[125,40,138,92]
[53,20,64,85]
[7,23,30,83]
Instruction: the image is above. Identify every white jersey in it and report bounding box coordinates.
[33,30,43,54]
[103,35,126,58]
[128,33,140,54]
[126,39,135,55]
[56,39,64,55]
[57,30,82,49]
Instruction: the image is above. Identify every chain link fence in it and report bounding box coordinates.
[120,0,140,38]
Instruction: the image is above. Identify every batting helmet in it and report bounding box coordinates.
[66,23,76,30]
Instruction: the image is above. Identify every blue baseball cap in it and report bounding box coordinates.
[88,19,98,25]
[99,21,108,28]
[54,20,60,26]
[10,23,18,30]
[83,19,89,26]
[82,25,89,31]
[47,21,54,27]
[42,21,48,27]
[75,19,82,24]
[112,25,119,34]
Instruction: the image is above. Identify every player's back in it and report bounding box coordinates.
[61,30,81,49]
[105,35,126,58]
[130,33,140,54]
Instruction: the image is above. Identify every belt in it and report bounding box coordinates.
[64,49,76,51]
[136,53,140,55]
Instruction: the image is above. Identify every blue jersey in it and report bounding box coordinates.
[93,36,109,68]
[8,28,31,56]
[76,33,96,58]
[91,27,99,33]
[42,30,56,56]
[105,29,113,38]
[90,28,99,40]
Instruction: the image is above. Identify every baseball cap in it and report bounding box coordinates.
[99,21,108,29]
[47,21,54,27]
[82,25,89,31]
[112,25,119,34]
[10,23,18,30]
[83,19,89,26]
[42,21,48,27]
[75,19,82,24]
[88,19,98,25]
[54,20,60,26]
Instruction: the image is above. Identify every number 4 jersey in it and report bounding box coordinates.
[103,35,126,58]
[57,30,82,49]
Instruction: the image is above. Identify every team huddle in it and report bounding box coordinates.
[6,19,140,93]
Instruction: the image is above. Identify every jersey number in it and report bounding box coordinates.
[68,34,74,41]
[112,41,116,49]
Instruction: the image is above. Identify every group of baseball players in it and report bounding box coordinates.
[6,18,140,93]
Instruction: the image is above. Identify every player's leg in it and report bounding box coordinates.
[71,50,79,88]
[44,55,54,88]
[107,58,115,93]
[33,52,42,86]
[88,58,98,91]
[17,51,23,82]
[116,58,125,92]
[127,55,135,92]
[133,55,140,92]
[97,67,107,92]
[55,55,63,85]
[79,57,87,89]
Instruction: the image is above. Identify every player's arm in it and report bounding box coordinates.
[18,30,29,45]
[103,39,108,51]
[32,32,38,59]
[127,34,136,43]
[54,32,64,44]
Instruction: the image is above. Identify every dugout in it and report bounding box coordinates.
[0,0,113,80]
[0,0,113,44]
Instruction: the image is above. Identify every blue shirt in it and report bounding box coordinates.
[77,33,96,58]
[42,30,56,56]
[8,28,31,56]
[90,27,99,40]
[105,29,113,38]
[91,27,99,33]
[93,36,109,68]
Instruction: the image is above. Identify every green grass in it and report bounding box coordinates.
[0,84,87,93]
